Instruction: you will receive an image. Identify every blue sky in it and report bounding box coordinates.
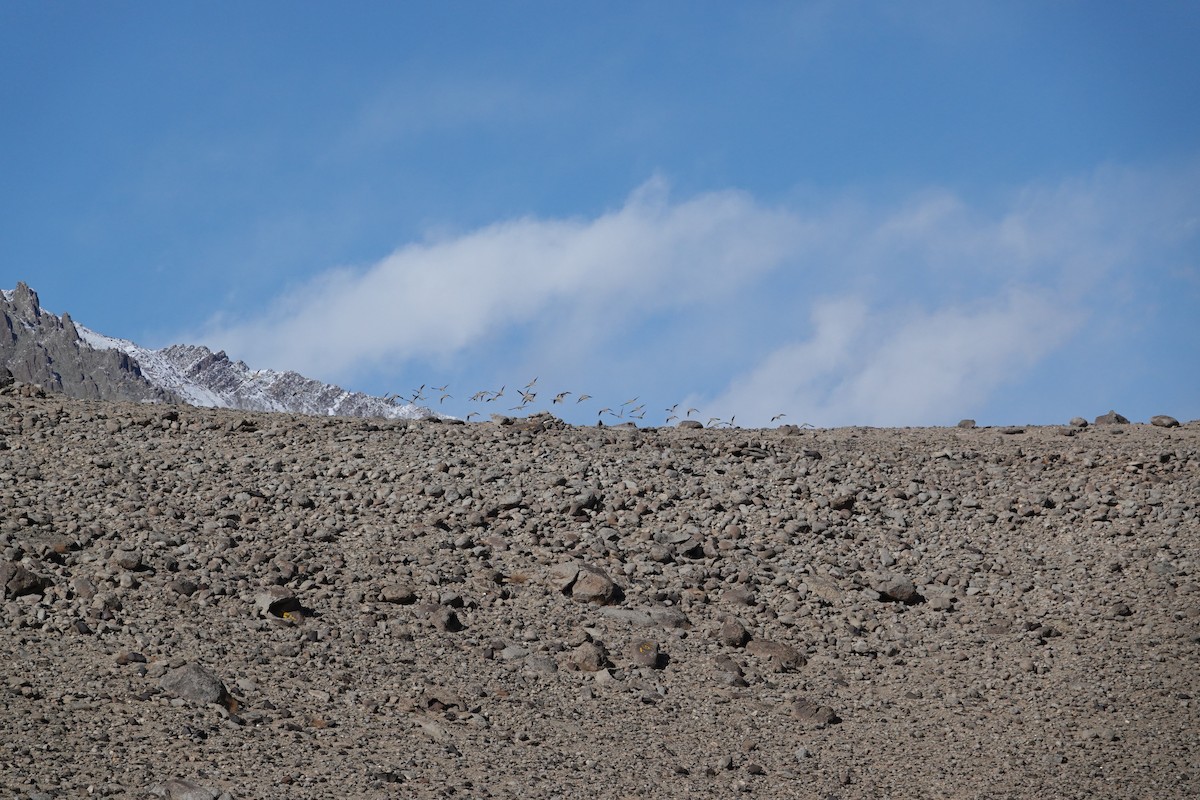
[3,1,1198,426]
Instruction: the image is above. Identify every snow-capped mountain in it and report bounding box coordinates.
[1,282,434,420]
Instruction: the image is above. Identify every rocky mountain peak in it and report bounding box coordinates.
[0,283,433,420]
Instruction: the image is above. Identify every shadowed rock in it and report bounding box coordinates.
[1,562,49,599]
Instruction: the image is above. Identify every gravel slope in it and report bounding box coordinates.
[2,385,1197,799]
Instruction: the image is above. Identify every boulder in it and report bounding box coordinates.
[548,562,619,604]
[872,573,923,604]
[745,639,805,672]
[1,562,49,599]
[791,697,840,725]
[159,663,233,708]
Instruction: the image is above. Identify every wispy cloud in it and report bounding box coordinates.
[337,76,561,154]
[698,290,1079,427]
[197,160,1199,426]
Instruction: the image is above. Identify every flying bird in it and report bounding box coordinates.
[576,394,592,403]
[552,392,571,404]
[771,413,787,422]
[524,377,538,389]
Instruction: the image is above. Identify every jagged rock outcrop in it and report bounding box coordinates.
[0,282,177,404]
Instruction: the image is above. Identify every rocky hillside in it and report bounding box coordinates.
[1,282,431,420]
[1,386,1196,799]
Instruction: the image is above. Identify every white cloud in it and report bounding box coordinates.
[197,161,1198,427]
[700,290,1079,427]
[200,177,807,379]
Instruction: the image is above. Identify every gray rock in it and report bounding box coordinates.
[745,640,805,672]
[572,567,618,604]
[499,644,529,660]
[929,595,955,612]
[550,562,618,604]
[647,606,690,629]
[723,586,755,605]
[167,577,199,596]
[831,492,856,510]
[547,563,581,593]
[497,491,525,510]
[599,607,654,626]
[71,576,98,600]
[653,529,693,546]
[714,617,750,648]
[1095,410,1130,425]
[791,697,840,725]
[872,573,923,604]
[629,639,662,669]
[1,561,48,599]
[379,583,417,604]
[602,605,690,629]
[1150,415,1180,428]
[525,655,559,674]
[1108,602,1133,618]
[957,419,976,429]
[428,606,462,632]
[1069,416,1089,427]
[110,548,142,571]
[159,663,232,707]
[570,642,609,672]
[148,779,225,800]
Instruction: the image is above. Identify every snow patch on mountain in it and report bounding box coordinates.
[79,326,433,419]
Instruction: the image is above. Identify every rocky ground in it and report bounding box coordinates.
[1,383,1197,799]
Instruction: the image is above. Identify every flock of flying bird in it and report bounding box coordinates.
[386,377,792,428]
